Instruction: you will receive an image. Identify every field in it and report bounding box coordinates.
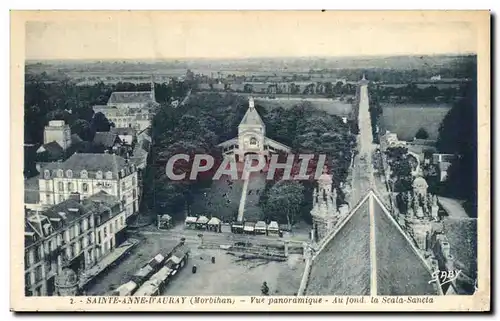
[255,97,353,117]
[381,104,451,141]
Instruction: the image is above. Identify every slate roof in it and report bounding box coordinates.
[239,105,265,127]
[24,176,40,204]
[108,91,154,105]
[304,191,440,296]
[93,132,121,148]
[40,153,132,179]
[111,127,137,136]
[306,198,371,295]
[36,141,64,161]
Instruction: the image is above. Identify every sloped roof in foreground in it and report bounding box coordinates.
[304,190,440,296]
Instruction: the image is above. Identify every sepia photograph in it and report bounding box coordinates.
[10,10,490,311]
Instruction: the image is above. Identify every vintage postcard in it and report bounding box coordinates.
[10,10,490,312]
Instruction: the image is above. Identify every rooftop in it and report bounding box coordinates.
[304,191,440,296]
[93,132,121,148]
[239,103,265,127]
[40,153,133,179]
[111,127,137,136]
[108,91,154,105]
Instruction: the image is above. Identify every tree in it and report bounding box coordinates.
[91,112,113,132]
[415,127,429,139]
[436,81,477,217]
[262,181,305,228]
[71,119,93,141]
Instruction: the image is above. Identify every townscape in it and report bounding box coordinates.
[23,53,477,297]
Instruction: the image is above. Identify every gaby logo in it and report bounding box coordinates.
[428,269,462,286]
[165,153,329,181]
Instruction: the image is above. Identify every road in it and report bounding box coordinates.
[437,196,470,218]
[350,83,376,206]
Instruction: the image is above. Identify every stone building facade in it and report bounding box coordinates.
[36,153,139,217]
[218,97,291,161]
[24,192,127,296]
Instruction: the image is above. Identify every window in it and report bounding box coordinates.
[57,169,64,178]
[66,170,73,178]
[24,253,30,269]
[58,195,64,203]
[25,272,31,287]
[45,181,51,191]
[132,176,136,186]
[105,171,113,180]
[132,189,137,199]
[44,170,51,179]
[34,265,43,283]
[96,171,103,179]
[109,223,113,234]
[33,247,40,262]
[82,183,88,193]
[80,170,88,179]
[120,216,124,226]
[58,182,64,192]
[75,224,80,236]
[67,182,73,192]
[250,137,257,145]
[97,231,101,244]
[45,194,51,203]
[115,219,118,231]
[121,195,126,205]
[104,227,108,238]
[121,182,125,190]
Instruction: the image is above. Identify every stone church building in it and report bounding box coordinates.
[218,97,291,161]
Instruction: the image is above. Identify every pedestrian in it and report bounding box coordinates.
[261,282,269,296]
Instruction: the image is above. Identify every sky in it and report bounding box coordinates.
[21,11,482,60]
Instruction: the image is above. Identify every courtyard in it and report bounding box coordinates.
[190,170,269,222]
[164,248,305,296]
[83,231,305,296]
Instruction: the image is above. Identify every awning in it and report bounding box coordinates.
[160,214,172,221]
[134,280,160,296]
[148,253,165,268]
[232,221,244,228]
[169,255,182,264]
[150,266,172,283]
[208,217,221,225]
[196,216,209,224]
[268,221,279,230]
[255,221,267,230]
[115,281,137,295]
[244,222,255,232]
[185,216,198,223]
[134,265,153,278]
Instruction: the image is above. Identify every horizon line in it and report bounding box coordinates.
[26,52,477,63]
